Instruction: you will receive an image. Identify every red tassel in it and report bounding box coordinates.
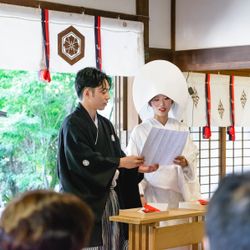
[203,74,212,139]
[227,126,235,141]
[40,9,51,83]
[203,126,211,139]
[227,75,235,141]
[40,69,51,83]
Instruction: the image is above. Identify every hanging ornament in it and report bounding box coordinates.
[227,75,235,141]
[40,8,51,83]
[58,26,85,65]
[203,73,212,139]
[240,90,247,108]
[95,16,102,70]
[218,99,224,119]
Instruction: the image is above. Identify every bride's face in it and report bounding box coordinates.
[149,94,173,117]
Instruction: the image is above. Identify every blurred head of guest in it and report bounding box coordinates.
[0,190,94,250]
[205,173,250,250]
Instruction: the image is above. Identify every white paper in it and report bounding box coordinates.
[141,127,188,165]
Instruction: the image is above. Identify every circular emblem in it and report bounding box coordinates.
[82,159,90,167]
[58,26,85,65]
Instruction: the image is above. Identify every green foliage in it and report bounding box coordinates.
[0,70,76,204]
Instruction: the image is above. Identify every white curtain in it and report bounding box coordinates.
[183,73,207,127]
[0,4,44,72]
[183,72,250,127]
[234,76,250,126]
[0,4,144,76]
[101,17,144,76]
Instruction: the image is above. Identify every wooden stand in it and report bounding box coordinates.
[110,208,205,250]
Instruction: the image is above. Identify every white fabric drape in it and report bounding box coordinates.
[0,5,44,72]
[183,73,207,126]
[234,76,250,126]
[0,4,144,76]
[49,10,96,73]
[101,17,144,76]
[210,74,230,127]
[183,72,250,127]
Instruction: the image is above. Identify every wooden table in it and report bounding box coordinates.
[110,208,205,250]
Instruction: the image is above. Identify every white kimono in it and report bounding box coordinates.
[127,118,200,208]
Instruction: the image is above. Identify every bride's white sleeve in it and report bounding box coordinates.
[182,135,201,199]
[126,128,141,155]
[182,134,199,182]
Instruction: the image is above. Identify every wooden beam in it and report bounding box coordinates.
[148,48,173,62]
[0,0,142,21]
[194,70,250,77]
[174,45,250,72]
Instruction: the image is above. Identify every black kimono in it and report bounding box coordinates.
[57,103,142,247]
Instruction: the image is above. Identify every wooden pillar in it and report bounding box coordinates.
[219,127,227,178]
[136,0,149,62]
[171,0,176,52]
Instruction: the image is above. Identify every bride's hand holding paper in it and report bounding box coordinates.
[173,155,188,168]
